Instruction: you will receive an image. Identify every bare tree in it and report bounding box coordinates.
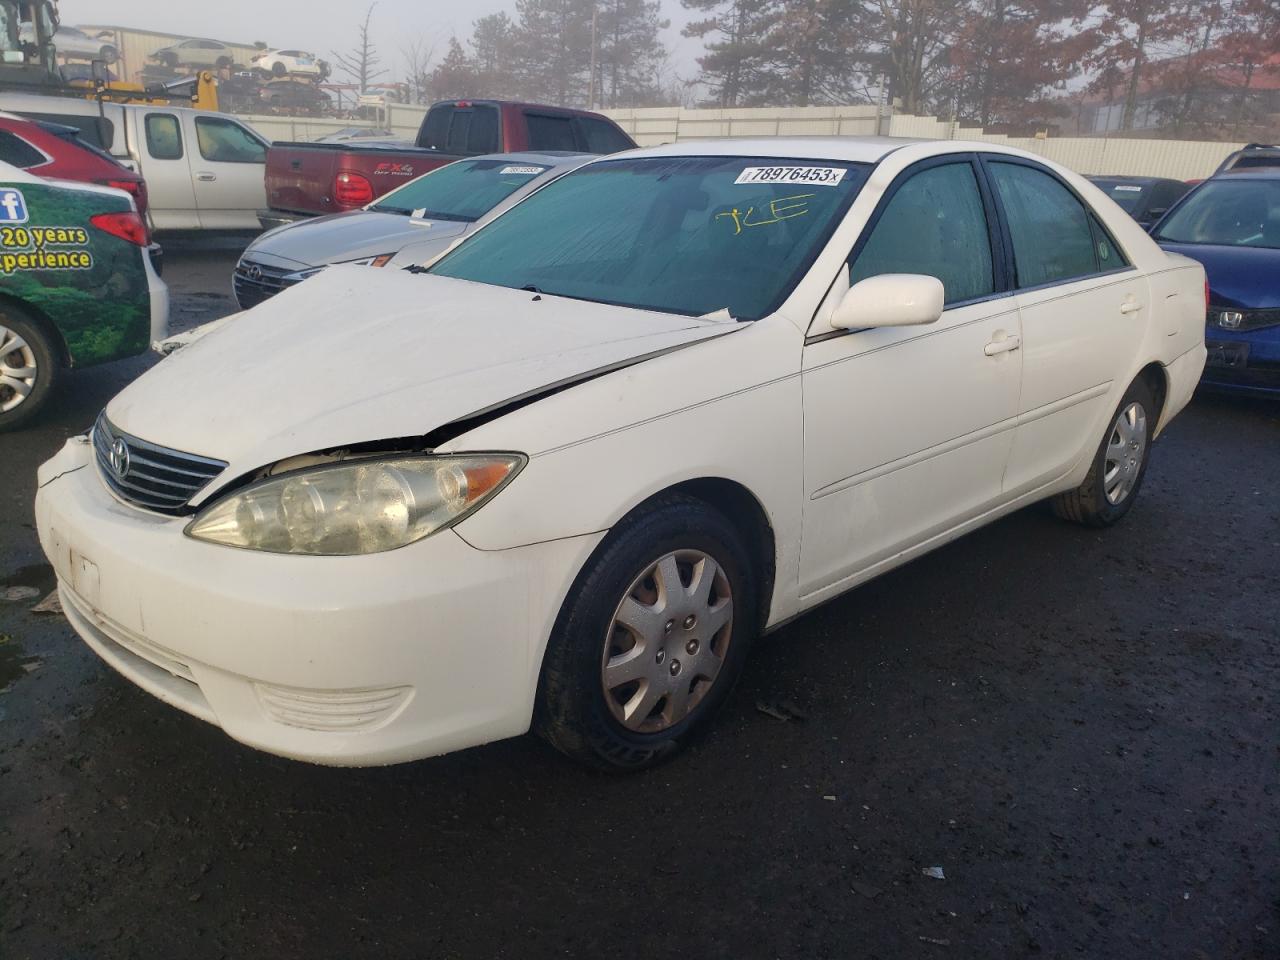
[332,3,388,95]
[402,36,438,104]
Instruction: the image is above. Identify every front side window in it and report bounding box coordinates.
[195,117,266,164]
[849,161,995,305]
[989,162,1099,287]
[430,155,869,320]
[145,113,183,160]
[1152,179,1280,250]
[370,158,551,222]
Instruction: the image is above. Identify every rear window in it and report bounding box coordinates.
[0,130,47,169]
[418,104,500,155]
[19,112,114,151]
[526,114,577,151]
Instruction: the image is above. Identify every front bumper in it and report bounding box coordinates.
[1201,325,1280,396]
[35,440,602,766]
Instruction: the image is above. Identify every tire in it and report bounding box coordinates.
[272,62,286,77]
[537,494,758,771]
[100,45,118,65]
[0,307,60,432]
[1051,378,1156,528]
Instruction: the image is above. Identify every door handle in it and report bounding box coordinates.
[984,333,1022,356]
[1119,300,1144,315]
[196,172,217,182]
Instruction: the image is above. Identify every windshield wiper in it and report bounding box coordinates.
[371,205,413,215]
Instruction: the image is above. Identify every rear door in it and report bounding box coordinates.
[184,114,268,229]
[982,157,1150,494]
[138,111,198,230]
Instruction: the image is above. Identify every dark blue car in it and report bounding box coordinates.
[1151,168,1280,397]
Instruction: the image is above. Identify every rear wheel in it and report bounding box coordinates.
[0,308,59,432]
[272,61,286,77]
[1051,379,1156,527]
[537,495,756,771]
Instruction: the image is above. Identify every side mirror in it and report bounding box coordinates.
[830,274,945,331]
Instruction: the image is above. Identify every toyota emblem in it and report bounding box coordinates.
[108,437,130,478]
[246,264,263,282]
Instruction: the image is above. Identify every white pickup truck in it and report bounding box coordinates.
[0,93,268,231]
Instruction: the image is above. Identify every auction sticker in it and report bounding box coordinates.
[735,166,846,187]
[500,165,546,175]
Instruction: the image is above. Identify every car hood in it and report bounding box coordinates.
[1159,242,1280,309]
[246,210,470,269]
[106,267,737,499]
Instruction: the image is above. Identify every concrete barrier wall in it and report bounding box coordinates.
[254,103,1243,180]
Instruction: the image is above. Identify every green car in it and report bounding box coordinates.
[0,160,167,430]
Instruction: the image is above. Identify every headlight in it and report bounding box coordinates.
[282,255,392,283]
[185,454,525,555]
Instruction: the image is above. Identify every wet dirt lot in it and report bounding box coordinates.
[1,238,1277,959]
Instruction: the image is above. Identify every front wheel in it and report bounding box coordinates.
[537,495,757,771]
[271,62,287,77]
[0,308,60,432]
[1051,379,1156,527]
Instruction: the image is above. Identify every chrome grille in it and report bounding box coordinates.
[233,258,301,309]
[92,413,226,515]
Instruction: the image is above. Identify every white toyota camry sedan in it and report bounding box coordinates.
[35,138,1207,770]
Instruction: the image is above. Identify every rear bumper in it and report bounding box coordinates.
[257,208,311,232]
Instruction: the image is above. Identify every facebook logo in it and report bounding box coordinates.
[0,188,28,224]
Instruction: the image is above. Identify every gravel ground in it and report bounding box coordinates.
[0,238,1276,959]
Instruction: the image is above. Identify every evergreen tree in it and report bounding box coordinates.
[681,0,781,106]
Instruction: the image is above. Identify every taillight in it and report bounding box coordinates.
[90,211,149,246]
[1204,277,1211,312]
[97,178,149,218]
[334,172,373,206]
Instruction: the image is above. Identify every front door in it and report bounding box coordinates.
[184,114,268,229]
[799,157,1023,601]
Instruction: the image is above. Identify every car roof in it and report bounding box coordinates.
[615,136,930,164]
[473,150,594,167]
[1215,166,1280,179]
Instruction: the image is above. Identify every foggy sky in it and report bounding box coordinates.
[56,0,702,87]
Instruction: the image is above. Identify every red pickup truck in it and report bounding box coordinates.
[261,99,636,227]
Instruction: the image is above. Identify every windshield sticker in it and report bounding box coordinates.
[1,224,93,274]
[735,166,846,187]
[715,193,815,235]
[1112,185,1143,192]
[499,165,546,176]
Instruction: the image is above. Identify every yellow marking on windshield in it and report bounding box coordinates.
[715,193,816,235]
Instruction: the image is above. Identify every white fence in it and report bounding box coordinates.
[241,103,1244,181]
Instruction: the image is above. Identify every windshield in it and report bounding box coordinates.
[1092,179,1147,213]
[370,158,553,222]
[1154,178,1280,249]
[428,155,869,320]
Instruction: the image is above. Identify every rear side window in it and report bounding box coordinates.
[577,117,633,154]
[989,162,1098,287]
[0,130,47,169]
[145,114,183,160]
[850,161,996,305]
[526,114,576,151]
